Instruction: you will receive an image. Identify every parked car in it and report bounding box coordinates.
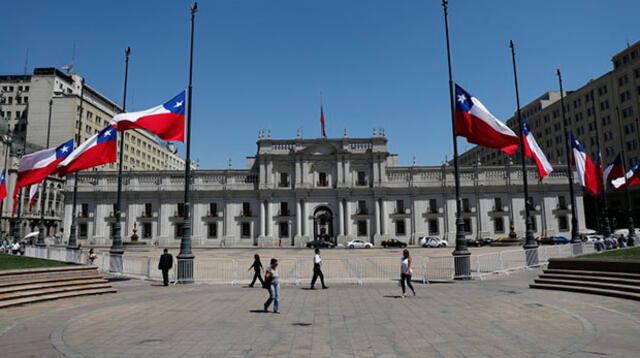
[346,239,373,249]
[381,239,407,248]
[418,236,438,246]
[422,237,447,248]
[465,238,493,247]
[582,234,602,244]
[306,240,336,249]
[550,236,571,245]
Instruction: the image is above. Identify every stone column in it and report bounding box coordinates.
[338,199,345,236]
[304,200,310,237]
[375,199,381,236]
[381,200,387,235]
[345,201,351,236]
[259,201,266,237]
[296,200,302,237]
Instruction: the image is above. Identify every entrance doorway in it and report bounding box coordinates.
[313,206,334,243]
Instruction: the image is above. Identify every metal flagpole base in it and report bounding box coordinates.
[109,253,123,273]
[177,257,194,283]
[525,248,539,267]
[453,254,471,280]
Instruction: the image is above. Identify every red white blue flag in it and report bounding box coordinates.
[570,134,598,194]
[56,125,117,176]
[612,160,640,189]
[111,91,185,142]
[15,139,74,190]
[454,84,519,155]
[522,117,553,179]
[0,169,6,201]
[604,153,624,187]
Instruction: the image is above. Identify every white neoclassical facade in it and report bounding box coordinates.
[63,135,586,247]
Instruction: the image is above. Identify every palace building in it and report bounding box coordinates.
[63,134,585,247]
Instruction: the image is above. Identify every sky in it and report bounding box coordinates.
[2,0,640,169]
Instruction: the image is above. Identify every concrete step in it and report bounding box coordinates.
[543,269,640,280]
[0,266,100,283]
[534,278,640,294]
[0,279,108,294]
[539,273,640,286]
[0,283,114,301]
[0,287,117,309]
[0,275,104,288]
[530,283,640,301]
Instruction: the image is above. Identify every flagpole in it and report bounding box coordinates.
[509,41,538,265]
[110,47,131,270]
[441,0,470,278]
[177,2,197,284]
[614,106,637,245]
[557,69,581,253]
[591,89,611,237]
[67,80,85,250]
[36,99,53,248]
[0,124,10,231]
[12,93,29,244]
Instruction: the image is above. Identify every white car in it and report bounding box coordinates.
[422,237,447,248]
[346,239,373,249]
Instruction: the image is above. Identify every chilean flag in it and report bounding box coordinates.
[320,105,326,138]
[612,160,640,189]
[522,117,553,178]
[56,125,117,176]
[604,153,624,187]
[454,84,519,155]
[111,91,185,142]
[595,144,604,195]
[0,169,6,201]
[570,134,598,194]
[15,139,74,190]
[29,184,38,212]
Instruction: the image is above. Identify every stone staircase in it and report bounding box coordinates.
[0,266,116,309]
[530,264,640,301]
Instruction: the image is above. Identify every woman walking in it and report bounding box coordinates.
[264,258,281,313]
[400,249,416,297]
[248,254,264,288]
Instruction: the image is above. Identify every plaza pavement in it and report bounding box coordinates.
[1,270,639,358]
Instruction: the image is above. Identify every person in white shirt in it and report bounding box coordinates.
[400,249,416,297]
[11,242,20,255]
[310,248,328,289]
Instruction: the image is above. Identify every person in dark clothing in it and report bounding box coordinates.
[158,248,173,286]
[248,254,264,288]
[310,248,328,289]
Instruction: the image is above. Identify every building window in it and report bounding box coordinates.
[493,197,502,212]
[357,200,367,215]
[396,200,405,214]
[318,172,328,187]
[461,198,470,212]
[208,223,218,238]
[279,202,289,216]
[463,218,472,233]
[428,219,439,235]
[279,172,289,187]
[428,199,438,214]
[558,216,569,231]
[357,220,368,236]
[175,223,184,238]
[79,223,88,239]
[279,222,289,238]
[242,202,251,216]
[144,203,152,217]
[142,223,152,238]
[209,203,217,217]
[80,203,89,218]
[395,220,406,235]
[356,171,366,186]
[558,196,567,209]
[494,217,505,233]
[241,222,251,238]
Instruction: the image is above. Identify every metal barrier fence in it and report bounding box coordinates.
[20,242,607,284]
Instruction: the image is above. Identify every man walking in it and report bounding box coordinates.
[158,248,173,286]
[310,248,328,289]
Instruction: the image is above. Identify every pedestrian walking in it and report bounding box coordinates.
[158,248,173,286]
[11,241,19,255]
[310,248,328,289]
[87,249,97,265]
[400,249,416,298]
[248,254,264,288]
[263,258,280,313]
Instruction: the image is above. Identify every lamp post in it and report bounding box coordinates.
[0,123,11,238]
[177,2,198,283]
[36,99,53,248]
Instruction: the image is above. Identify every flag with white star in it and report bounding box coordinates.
[55,125,118,176]
[14,138,75,195]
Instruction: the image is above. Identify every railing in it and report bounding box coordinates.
[22,242,604,285]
